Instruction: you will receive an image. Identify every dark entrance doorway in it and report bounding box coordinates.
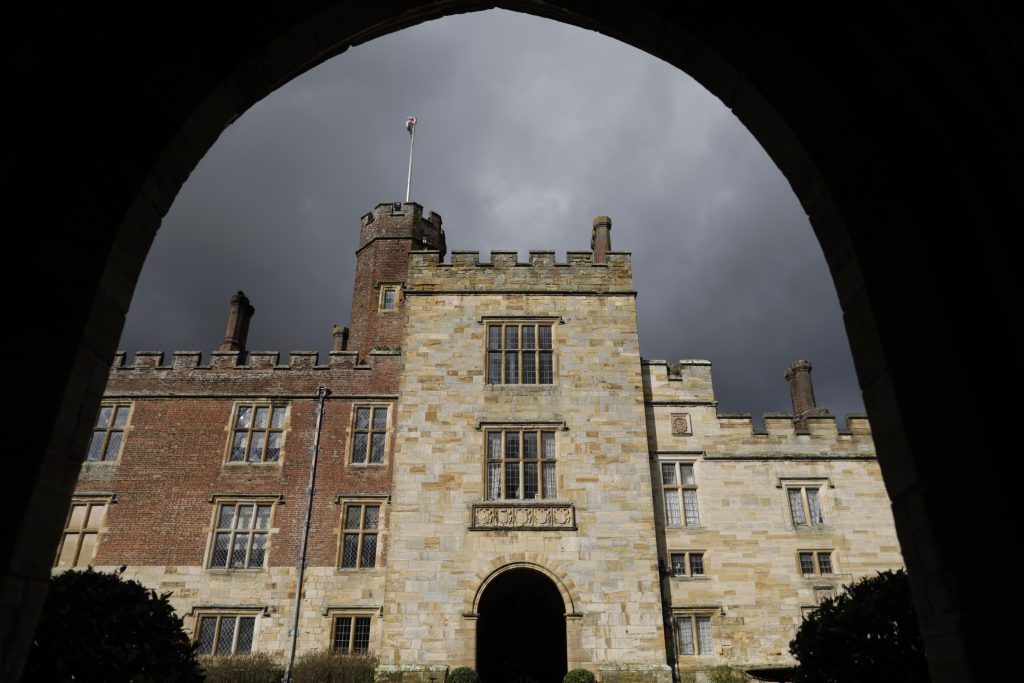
[477,568,568,683]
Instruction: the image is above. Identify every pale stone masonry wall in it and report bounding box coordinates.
[90,565,388,659]
[642,360,903,676]
[383,252,671,681]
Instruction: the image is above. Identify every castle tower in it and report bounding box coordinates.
[347,202,446,360]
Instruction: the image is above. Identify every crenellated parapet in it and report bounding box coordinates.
[359,202,445,257]
[642,359,874,455]
[642,359,715,404]
[106,348,402,396]
[407,250,634,294]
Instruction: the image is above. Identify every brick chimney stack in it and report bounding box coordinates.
[785,359,829,429]
[591,216,612,264]
[332,325,350,352]
[219,291,255,355]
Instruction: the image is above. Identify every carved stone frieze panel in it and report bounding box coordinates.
[470,502,576,530]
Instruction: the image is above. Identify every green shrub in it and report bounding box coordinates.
[789,569,929,683]
[291,650,378,683]
[707,665,750,683]
[448,666,481,683]
[563,669,596,683]
[23,566,204,682]
[202,652,284,683]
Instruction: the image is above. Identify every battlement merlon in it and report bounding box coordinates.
[406,250,634,294]
[358,202,446,259]
[642,359,715,403]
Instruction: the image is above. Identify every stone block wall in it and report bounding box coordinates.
[641,360,902,676]
[381,252,670,680]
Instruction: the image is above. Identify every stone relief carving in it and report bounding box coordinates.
[471,503,575,529]
[671,413,691,436]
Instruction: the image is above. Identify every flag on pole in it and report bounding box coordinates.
[405,116,417,202]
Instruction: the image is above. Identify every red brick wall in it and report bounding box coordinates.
[75,351,400,570]
[347,203,444,360]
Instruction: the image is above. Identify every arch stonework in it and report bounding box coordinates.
[4,3,1019,681]
[469,557,582,616]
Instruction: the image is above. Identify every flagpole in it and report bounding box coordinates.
[405,116,416,202]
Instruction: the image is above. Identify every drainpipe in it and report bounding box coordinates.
[284,386,329,683]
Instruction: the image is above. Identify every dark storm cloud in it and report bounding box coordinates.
[119,10,864,423]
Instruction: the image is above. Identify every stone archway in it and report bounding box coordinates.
[477,567,568,683]
[4,4,1020,681]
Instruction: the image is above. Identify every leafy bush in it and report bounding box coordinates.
[707,665,750,683]
[291,650,377,683]
[202,652,284,683]
[563,669,596,683]
[448,666,481,683]
[789,569,930,683]
[23,566,204,682]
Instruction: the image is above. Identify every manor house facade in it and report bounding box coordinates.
[60,202,902,683]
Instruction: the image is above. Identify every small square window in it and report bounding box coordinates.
[195,614,258,656]
[332,615,372,654]
[798,550,835,576]
[87,403,130,461]
[669,551,705,577]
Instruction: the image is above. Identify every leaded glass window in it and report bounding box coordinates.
[340,503,380,569]
[788,486,826,526]
[486,322,554,384]
[380,286,399,311]
[209,502,272,568]
[331,618,372,655]
[229,404,286,463]
[668,551,705,577]
[195,614,256,656]
[799,550,834,575]
[675,614,714,656]
[87,404,130,461]
[352,406,388,464]
[485,428,557,500]
[333,616,372,654]
[661,461,700,527]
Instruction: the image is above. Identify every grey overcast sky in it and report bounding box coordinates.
[119,9,865,424]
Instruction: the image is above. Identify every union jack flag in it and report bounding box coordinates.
[405,116,417,133]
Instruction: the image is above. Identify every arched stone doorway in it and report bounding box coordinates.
[477,568,568,683]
